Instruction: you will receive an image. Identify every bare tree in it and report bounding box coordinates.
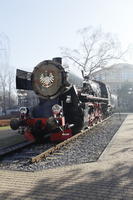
[7,71,15,107]
[0,70,8,115]
[0,33,17,115]
[0,70,16,115]
[61,26,128,78]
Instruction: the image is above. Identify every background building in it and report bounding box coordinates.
[92,63,133,112]
[92,63,133,94]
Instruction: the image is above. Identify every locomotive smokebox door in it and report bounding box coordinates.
[32,60,66,99]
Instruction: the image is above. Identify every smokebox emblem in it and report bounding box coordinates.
[40,71,54,88]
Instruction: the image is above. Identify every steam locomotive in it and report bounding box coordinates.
[10,57,110,142]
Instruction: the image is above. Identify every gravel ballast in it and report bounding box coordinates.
[0,114,127,171]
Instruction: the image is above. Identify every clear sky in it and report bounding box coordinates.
[0,0,133,71]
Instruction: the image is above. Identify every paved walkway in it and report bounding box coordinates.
[0,115,133,200]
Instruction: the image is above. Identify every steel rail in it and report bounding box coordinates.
[0,141,33,157]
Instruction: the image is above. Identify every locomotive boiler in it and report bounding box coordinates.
[10,57,110,142]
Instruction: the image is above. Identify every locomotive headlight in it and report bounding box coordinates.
[19,107,29,114]
[52,104,62,115]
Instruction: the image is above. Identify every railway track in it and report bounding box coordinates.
[0,115,110,163]
[31,115,113,163]
[0,113,125,171]
[0,141,33,157]
[0,141,54,165]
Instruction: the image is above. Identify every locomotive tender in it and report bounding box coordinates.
[10,57,110,142]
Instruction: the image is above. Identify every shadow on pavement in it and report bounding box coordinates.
[1,161,132,200]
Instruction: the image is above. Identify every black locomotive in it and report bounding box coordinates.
[10,57,110,142]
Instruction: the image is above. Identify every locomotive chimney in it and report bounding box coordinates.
[52,57,62,65]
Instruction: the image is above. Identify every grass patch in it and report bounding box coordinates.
[0,126,11,130]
